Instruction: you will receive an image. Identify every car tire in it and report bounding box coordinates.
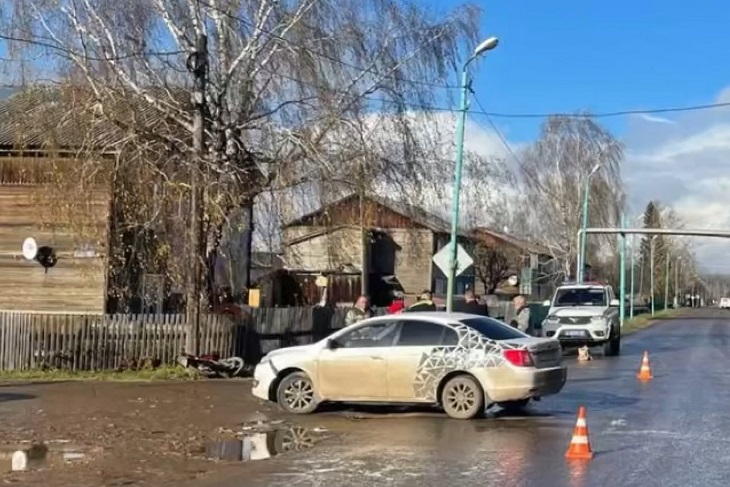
[276,371,319,415]
[497,399,530,412]
[603,331,621,357]
[441,375,484,420]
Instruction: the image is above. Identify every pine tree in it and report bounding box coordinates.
[637,201,669,301]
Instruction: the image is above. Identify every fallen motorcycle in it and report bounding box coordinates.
[176,353,251,378]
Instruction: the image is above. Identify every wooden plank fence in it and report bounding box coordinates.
[0,306,388,371]
[0,302,526,371]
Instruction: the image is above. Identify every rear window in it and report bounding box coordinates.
[459,316,527,341]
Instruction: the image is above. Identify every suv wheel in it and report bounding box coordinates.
[603,330,621,357]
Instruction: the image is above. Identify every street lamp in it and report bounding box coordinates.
[445,36,499,313]
[577,163,603,282]
[650,235,658,316]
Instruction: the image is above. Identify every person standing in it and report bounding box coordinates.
[406,290,437,312]
[510,294,531,334]
[387,292,406,314]
[345,295,373,326]
[454,289,489,316]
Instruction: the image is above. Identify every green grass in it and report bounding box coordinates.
[0,365,200,382]
[622,308,680,335]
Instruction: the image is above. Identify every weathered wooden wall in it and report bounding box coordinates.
[0,176,110,312]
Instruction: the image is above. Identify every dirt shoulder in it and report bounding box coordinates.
[0,380,298,486]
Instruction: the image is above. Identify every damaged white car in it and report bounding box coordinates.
[252,312,567,420]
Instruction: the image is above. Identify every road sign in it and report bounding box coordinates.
[432,243,474,277]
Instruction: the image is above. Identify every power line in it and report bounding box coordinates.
[0,34,185,61]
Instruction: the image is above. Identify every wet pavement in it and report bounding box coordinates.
[200,308,730,487]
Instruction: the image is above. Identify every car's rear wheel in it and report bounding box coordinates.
[276,371,319,414]
[441,375,484,420]
[497,399,530,412]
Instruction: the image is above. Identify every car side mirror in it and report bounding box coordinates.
[542,300,551,307]
[326,338,341,350]
[609,299,620,307]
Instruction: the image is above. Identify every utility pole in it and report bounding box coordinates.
[185,31,208,355]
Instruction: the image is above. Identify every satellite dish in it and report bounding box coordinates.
[507,275,519,286]
[22,237,38,261]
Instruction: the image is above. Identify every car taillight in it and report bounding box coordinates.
[503,349,534,367]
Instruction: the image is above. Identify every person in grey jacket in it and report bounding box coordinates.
[345,295,372,326]
[510,294,530,334]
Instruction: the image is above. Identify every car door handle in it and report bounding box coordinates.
[370,356,384,360]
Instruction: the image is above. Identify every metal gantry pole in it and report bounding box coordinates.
[578,181,591,283]
[650,235,657,317]
[664,253,670,311]
[619,214,626,328]
[629,234,635,319]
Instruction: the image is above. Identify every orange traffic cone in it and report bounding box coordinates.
[565,406,594,460]
[636,351,653,381]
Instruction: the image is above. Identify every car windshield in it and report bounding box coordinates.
[459,316,527,341]
[553,287,606,307]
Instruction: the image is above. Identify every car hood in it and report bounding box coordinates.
[264,343,318,360]
[550,307,607,317]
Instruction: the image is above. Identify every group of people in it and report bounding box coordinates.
[344,290,532,334]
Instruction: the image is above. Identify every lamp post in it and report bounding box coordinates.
[445,36,499,313]
[577,163,603,282]
[650,235,658,317]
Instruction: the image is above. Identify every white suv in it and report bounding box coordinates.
[540,283,621,356]
[720,298,730,309]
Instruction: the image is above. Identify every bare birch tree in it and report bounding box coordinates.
[1,0,482,310]
[517,115,625,279]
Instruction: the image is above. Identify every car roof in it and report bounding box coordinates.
[373,312,484,323]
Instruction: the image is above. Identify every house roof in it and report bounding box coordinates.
[284,193,457,235]
[0,85,189,151]
[472,227,551,256]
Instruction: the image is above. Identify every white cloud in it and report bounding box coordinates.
[635,113,676,125]
[624,88,730,271]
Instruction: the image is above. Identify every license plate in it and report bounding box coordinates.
[565,331,584,337]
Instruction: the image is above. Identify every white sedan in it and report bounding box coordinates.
[251,312,567,420]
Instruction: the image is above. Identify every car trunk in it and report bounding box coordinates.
[503,338,562,368]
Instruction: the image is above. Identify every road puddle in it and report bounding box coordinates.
[205,426,324,462]
[0,442,86,471]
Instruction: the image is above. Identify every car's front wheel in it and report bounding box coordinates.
[603,331,621,357]
[441,375,484,420]
[276,371,319,414]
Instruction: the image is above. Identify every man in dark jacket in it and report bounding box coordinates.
[406,290,437,312]
[454,289,489,316]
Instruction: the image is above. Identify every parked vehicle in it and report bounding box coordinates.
[251,312,567,420]
[541,282,621,356]
[719,297,730,309]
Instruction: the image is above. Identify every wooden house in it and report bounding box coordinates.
[0,88,115,312]
[282,193,478,304]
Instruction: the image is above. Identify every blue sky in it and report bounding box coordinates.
[438,0,730,142]
[426,0,730,270]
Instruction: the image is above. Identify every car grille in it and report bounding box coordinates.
[558,316,592,325]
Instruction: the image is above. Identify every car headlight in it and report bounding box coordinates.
[590,316,607,325]
[545,315,559,323]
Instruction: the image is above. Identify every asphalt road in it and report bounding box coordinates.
[200,308,730,487]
